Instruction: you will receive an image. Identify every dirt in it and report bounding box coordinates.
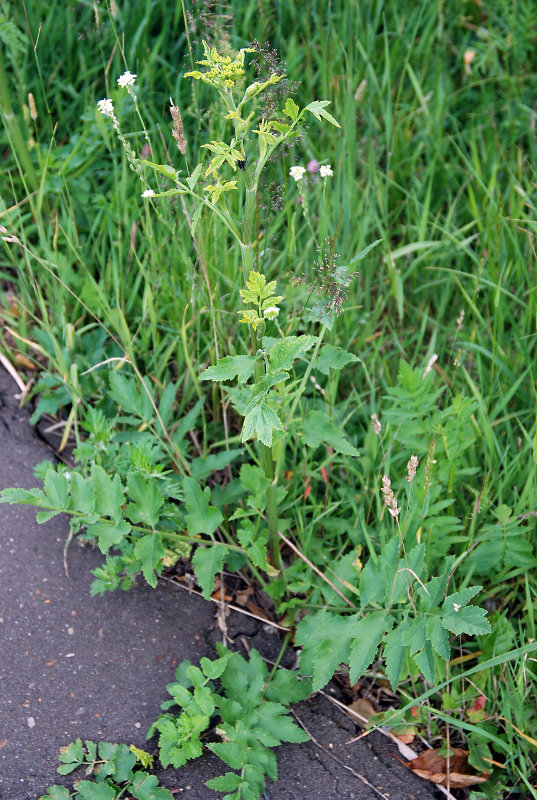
[0,365,440,800]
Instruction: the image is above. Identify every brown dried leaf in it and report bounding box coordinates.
[344,697,376,728]
[235,586,253,606]
[407,748,489,788]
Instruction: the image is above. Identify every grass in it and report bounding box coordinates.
[2,0,537,796]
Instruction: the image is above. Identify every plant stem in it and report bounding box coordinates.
[241,169,280,568]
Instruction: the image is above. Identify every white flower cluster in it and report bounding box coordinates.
[289,164,333,182]
[97,98,115,119]
[117,71,137,88]
[141,189,156,198]
[289,166,306,182]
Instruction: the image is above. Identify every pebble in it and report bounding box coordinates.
[26,717,35,728]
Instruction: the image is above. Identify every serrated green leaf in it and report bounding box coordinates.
[315,345,359,376]
[441,585,482,614]
[44,469,69,509]
[108,371,143,417]
[109,743,137,782]
[191,203,204,235]
[348,612,389,684]
[200,654,231,680]
[91,465,125,522]
[296,611,354,691]
[304,100,340,127]
[127,474,164,527]
[207,740,245,770]
[417,556,455,610]
[0,486,47,505]
[36,509,60,523]
[254,702,309,745]
[134,534,165,588]
[200,355,256,383]
[242,402,283,447]
[192,543,228,599]
[75,781,117,800]
[70,473,95,516]
[183,477,223,536]
[268,336,315,372]
[40,787,71,800]
[414,641,436,683]
[383,617,411,690]
[441,605,491,636]
[158,382,176,427]
[85,520,131,554]
[206,772,242,792]
[190,449,242,482]
[130,772,173,800]
[282,97,299,120]
[401,617,426,655]
[302,411,359,456]
[141,159,180,182]
[426,615,451,661]
[58,738,84,765]
[264,669,312,705]
[186,163,203,191]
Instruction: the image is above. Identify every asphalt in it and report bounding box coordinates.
[0,365,439,800]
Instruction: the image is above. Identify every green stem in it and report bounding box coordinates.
[275,326,327,481]
[241,170,280,568]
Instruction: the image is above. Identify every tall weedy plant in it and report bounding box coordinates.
[130,42,343,567]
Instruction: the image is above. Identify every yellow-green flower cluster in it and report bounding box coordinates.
[238,271,283,332]
[185,42,255,90]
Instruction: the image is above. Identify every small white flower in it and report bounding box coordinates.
[97,98,115,118]
[289,166,306,182]
[141,189,156,198]
[117,71,137,88]
[263,306,279,320]
[453,603,461,613]
[319,164,333,178]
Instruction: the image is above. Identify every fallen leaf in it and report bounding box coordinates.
[406,748,489,788]
[344,697,376,728]
[396,733,415,744]
[235,587,253,606]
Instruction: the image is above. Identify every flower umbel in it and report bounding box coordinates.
[141,189,156,198]
[319,164,333,178]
